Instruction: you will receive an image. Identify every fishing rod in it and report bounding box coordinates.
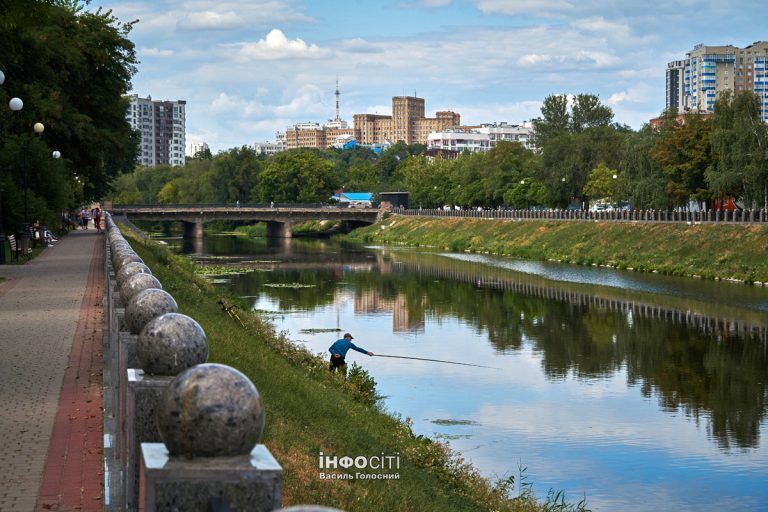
[373,354,499,369]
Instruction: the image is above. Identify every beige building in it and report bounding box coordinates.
[679,41,768,120]
[285,93,461,149]
[354,96,460,145]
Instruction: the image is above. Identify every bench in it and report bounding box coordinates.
[7,234,31,261]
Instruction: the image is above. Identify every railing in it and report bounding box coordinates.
[102,213,340,511]
[111,202,376,210]
[397,208,768,223]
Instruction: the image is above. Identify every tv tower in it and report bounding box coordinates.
[334,78,342,123]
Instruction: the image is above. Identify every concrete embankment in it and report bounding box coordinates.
[343,215,768,284]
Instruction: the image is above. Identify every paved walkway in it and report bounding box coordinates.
[0,229,104,512]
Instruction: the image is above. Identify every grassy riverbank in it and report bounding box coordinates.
[343,215,768,284]
[118,225,586,512]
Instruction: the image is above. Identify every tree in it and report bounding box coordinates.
[707,91,768,209]
[253,150,338,203]
[650,111,712,208]
[532,94,569,148]
[582,163,619,204]
[206,146,261,203]
[0,0,138,231]
[619,127,669,210]
[571,94,614,131]
[503,178,547,209]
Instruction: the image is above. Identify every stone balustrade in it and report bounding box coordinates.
[102,213,342,511]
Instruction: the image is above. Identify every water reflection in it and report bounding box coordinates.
[171,235,768,510]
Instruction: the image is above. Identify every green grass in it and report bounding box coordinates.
[118,224,588,512]
[344,216,768,284]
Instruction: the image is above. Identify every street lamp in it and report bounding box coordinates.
[0,185,5,265]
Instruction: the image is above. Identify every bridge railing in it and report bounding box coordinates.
[111,202,375,210]
[397,207,768,224]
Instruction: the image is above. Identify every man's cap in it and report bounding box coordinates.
[344,332,354,339]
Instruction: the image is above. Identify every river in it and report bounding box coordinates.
[170,234,768,512]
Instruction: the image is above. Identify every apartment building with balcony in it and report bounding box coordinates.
[669,41,768,120]
[125,94,186,167]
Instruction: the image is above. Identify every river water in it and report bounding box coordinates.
[171,234,768,511]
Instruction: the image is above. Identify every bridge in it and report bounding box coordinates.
[110,204,380,238]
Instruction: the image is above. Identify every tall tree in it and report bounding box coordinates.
[0,0,138,230]
[571,94,614,131]
[532,94,569,147]
[707,91,768,209]
[253,150,338,203]
[650,111,712,208]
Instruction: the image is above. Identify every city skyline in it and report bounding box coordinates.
[93,0,768,154]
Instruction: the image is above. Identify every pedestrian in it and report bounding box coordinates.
[328,332,373,373]
[94,208,102,233]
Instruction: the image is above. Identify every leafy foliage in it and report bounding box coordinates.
[0,0,138,232]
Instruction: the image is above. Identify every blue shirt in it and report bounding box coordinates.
[329,338,368,358]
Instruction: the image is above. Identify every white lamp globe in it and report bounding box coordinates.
[0,70,5,85]
[34,122,44,134]
[9,97,23,111]
[52,150,61,159]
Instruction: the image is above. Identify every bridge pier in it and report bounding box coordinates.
[180,220,204,239]
[266,221,291,238]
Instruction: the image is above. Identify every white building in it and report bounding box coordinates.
[473,122,534,150]
[125,94,186,167]
[189,141,209,158]
[254,132,286,156]
[427,129,490,153]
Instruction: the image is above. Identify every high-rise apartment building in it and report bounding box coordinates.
[665,60,686,112]
[125,94,187,167]
[353,96,460,145]
[189,141,209,158]
[672,42,768,120]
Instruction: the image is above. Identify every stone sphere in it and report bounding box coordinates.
[120,273,162,305]
[111,247,135,267]
[137,312,208,375]
[112,249,144,270]
[110,240,130,252]
[125,288,178,334]
[114,252,144,272]
[116,261,152,287]
[156,363,264,458]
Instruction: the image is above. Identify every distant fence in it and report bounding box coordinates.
[398,208,768,223]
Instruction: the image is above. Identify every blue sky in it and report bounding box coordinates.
[93,0,767,154]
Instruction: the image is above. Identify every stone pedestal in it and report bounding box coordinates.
[141,443,282,512]
[118,331,138,465]
[126,370,173,511]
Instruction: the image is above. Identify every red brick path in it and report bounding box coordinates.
[35,239,105,512]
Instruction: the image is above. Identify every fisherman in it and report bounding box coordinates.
[328,332,373,372]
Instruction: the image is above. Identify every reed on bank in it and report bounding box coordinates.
[343,215,768,284]
[118,223,588,512]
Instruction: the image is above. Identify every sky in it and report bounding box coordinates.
[92,0,767,155]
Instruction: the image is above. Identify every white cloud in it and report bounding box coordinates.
[210,92,266,117]
[472,0,575,15]
[275,84,328,117]
[518,49,619,69]
[139,47,174,57]
[233,29,329,60]
[606,84,652,106]
[339,38,383,54]
[178,10,244,30]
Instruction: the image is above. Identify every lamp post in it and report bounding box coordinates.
[0,72,7,262]
[0,185,5,265]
